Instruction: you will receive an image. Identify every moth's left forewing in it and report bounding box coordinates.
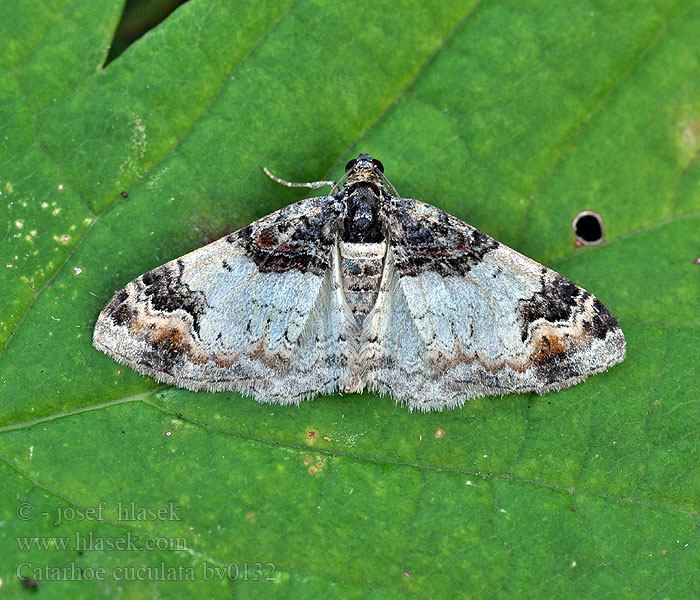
[368,197,625,410]
[93,195,354,402]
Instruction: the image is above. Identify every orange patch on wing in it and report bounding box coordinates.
[532,334,567,364]
[152,326,186,348]
[435,342,476,369]
[250,339,285,369]
[129,316,152,334]
[149,322,209,364]
[213,352,237,368]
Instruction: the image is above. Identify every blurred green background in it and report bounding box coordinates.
[0,0,698,598]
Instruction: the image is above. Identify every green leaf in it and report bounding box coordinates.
[1,0,699,597]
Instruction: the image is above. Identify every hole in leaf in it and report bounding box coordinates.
[105,0,190,65]
[572,211,604,246]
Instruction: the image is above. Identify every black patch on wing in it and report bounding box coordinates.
[141,340,187,373]
[517,273,582,342]
[533,351,582,385]
[103,289,134,327]
[138,261,208,335]
[110,302,135,327]
[583,297,620,340]
[234,198,341,275]
[388,199,498,277]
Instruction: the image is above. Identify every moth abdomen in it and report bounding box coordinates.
[339,240,387,321]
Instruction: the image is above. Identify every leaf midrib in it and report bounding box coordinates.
[1,392,695,518]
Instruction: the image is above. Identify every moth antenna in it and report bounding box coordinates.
[263,166,335,190]
[378,172,399,196]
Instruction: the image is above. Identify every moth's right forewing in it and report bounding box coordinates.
[361,197,625,411]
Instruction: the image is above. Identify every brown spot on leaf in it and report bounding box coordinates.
[680,118,700,161]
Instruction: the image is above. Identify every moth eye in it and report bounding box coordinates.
[371,159,384,173]
[345,159,357,172]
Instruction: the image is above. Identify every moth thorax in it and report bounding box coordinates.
[339,240,387,322]
[342,184,384,244]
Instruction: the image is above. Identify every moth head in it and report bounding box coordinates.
[344,154,385,187]
[345,153,384,174]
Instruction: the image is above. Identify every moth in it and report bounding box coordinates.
[94,154,625,411]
